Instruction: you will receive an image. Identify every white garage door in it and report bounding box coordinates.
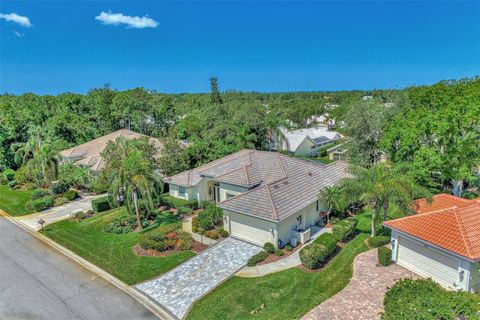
[397,236,459,289]
[230,215,272,247]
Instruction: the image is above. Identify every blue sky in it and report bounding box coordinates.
[1,1,479,95]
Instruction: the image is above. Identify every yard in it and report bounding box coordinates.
[0,185,34,216]
[187,211,397,320]
[42,207,195,285]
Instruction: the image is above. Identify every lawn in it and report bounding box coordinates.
[0,185,34,216]
[42,207,195,285]
[187,211,395,320]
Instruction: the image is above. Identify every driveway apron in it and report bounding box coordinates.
[135,237,262,319]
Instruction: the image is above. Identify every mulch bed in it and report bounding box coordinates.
[132,240,208,257]
[257,245,301,266]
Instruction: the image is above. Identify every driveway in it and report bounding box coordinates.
[18,194,104,230]
[0,215,157,320]
[302,248,420,320]
[136,237,262,319]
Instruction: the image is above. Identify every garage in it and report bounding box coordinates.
[227,211,274,247]
[397,236,459,289]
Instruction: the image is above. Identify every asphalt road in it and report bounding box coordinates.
[0,217,158,320]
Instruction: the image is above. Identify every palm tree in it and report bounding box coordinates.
[320,186,341,225]
[342,163,431,237]
[103,138,159,230]
[236,126,257,149]
[11,126,43,166]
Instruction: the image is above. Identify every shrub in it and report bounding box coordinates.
[197,203,223,230]
[284,244,293,251]
[139,228,181,252]
[54,197,69,206]
[191,216,199,233]
[247,251,268,266]
[263,242,275,254]
[21,182,35,190]
[178,230,193,250]
[92,196,111,212]
[30,196,54,211]
[103,215,137,234]
[177,206,193,216]
[199,200,211,209]
[72,210,93,221]
[160,194,197,209]
[300,233,338,269]
[368,236,391,248]
[378,247,392,266]
[8,180,16,189]
[155,212,179,225]
[218,229,229,238]
[0,175,7,185]
[15,166,34,185]
[204,230,219,239]
[63,190,78,201]
[49,182,70,195]
[3,168,15,181]
[32,188,50,200]
[275,249,284,256]
[332,217,358,242]
[381,278,480,320]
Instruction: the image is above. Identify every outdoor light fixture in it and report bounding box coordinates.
[459,270,465,282]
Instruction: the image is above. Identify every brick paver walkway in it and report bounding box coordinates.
[135,237,262,319]
[302,248,420,320]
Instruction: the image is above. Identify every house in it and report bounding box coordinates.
[384,194,480,292]
[59,129,164,172]
[163,149,348,247]
[278,127,343,157]
[326,143,347,161]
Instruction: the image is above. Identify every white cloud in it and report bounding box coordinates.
[0,13,32,28]
[13,31,25,37]
[95,11,158,29]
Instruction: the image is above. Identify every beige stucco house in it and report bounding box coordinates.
[385,194,480,292]
[164,149,348,248]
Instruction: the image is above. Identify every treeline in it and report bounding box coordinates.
[1,77,479,197]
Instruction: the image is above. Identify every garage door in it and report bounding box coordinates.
[397,236,459,289]
[230,214,272,247]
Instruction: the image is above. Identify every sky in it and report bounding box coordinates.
[0,1,479,95]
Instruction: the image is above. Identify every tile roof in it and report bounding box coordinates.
[59,129,163,172]
[384,194,480,261]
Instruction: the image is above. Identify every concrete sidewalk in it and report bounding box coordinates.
[17,194,105,230]
[236,227,331,277]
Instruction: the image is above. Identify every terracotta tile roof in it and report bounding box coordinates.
[385,194,480,261]
[59,129,163,172]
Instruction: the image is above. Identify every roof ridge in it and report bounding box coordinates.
[265,184,278,219]
[455,205,475,258]
[384,206,458,225]
[276,152,287,178]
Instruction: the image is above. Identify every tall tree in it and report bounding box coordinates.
[320,186,341,224]
[102,137,160,230]
[210,77,223,104]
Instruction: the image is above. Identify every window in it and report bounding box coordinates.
[316,200,319,211]
[226,193,236,200]
[179,186,186,198]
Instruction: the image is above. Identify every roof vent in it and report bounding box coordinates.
[308,172,313,176]
[273,185,280,189]
[283,181,289,186]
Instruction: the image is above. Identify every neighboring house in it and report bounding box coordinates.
[384,194,480,292]
[327,143,347,161]
[164,149,348,247]
[59,129,164,172]
[278,127,343,157]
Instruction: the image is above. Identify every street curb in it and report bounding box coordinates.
[0,211,174,320]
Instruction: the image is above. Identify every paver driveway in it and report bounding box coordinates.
[136,237,262,319]
[302,248,420,320]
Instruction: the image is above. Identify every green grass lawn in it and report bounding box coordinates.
[0,185,34,216]
[42,207,195,285]
[187,211,395,320]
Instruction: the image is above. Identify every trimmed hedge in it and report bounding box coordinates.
[49,182,70,195]
[247,251,268,267]
[275,249,284,256]
[161,194,197,209]
[28,196,54,211]
[3,168,15,181]
[92,196,111,212]
[378,247,392,266]
[332,217,358,242]
[263,242,275,254]
[64,190,78,201]
[368,236,390,248]
[300,233,338,269]
[382,278,480,319]
[32,188,50,200]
